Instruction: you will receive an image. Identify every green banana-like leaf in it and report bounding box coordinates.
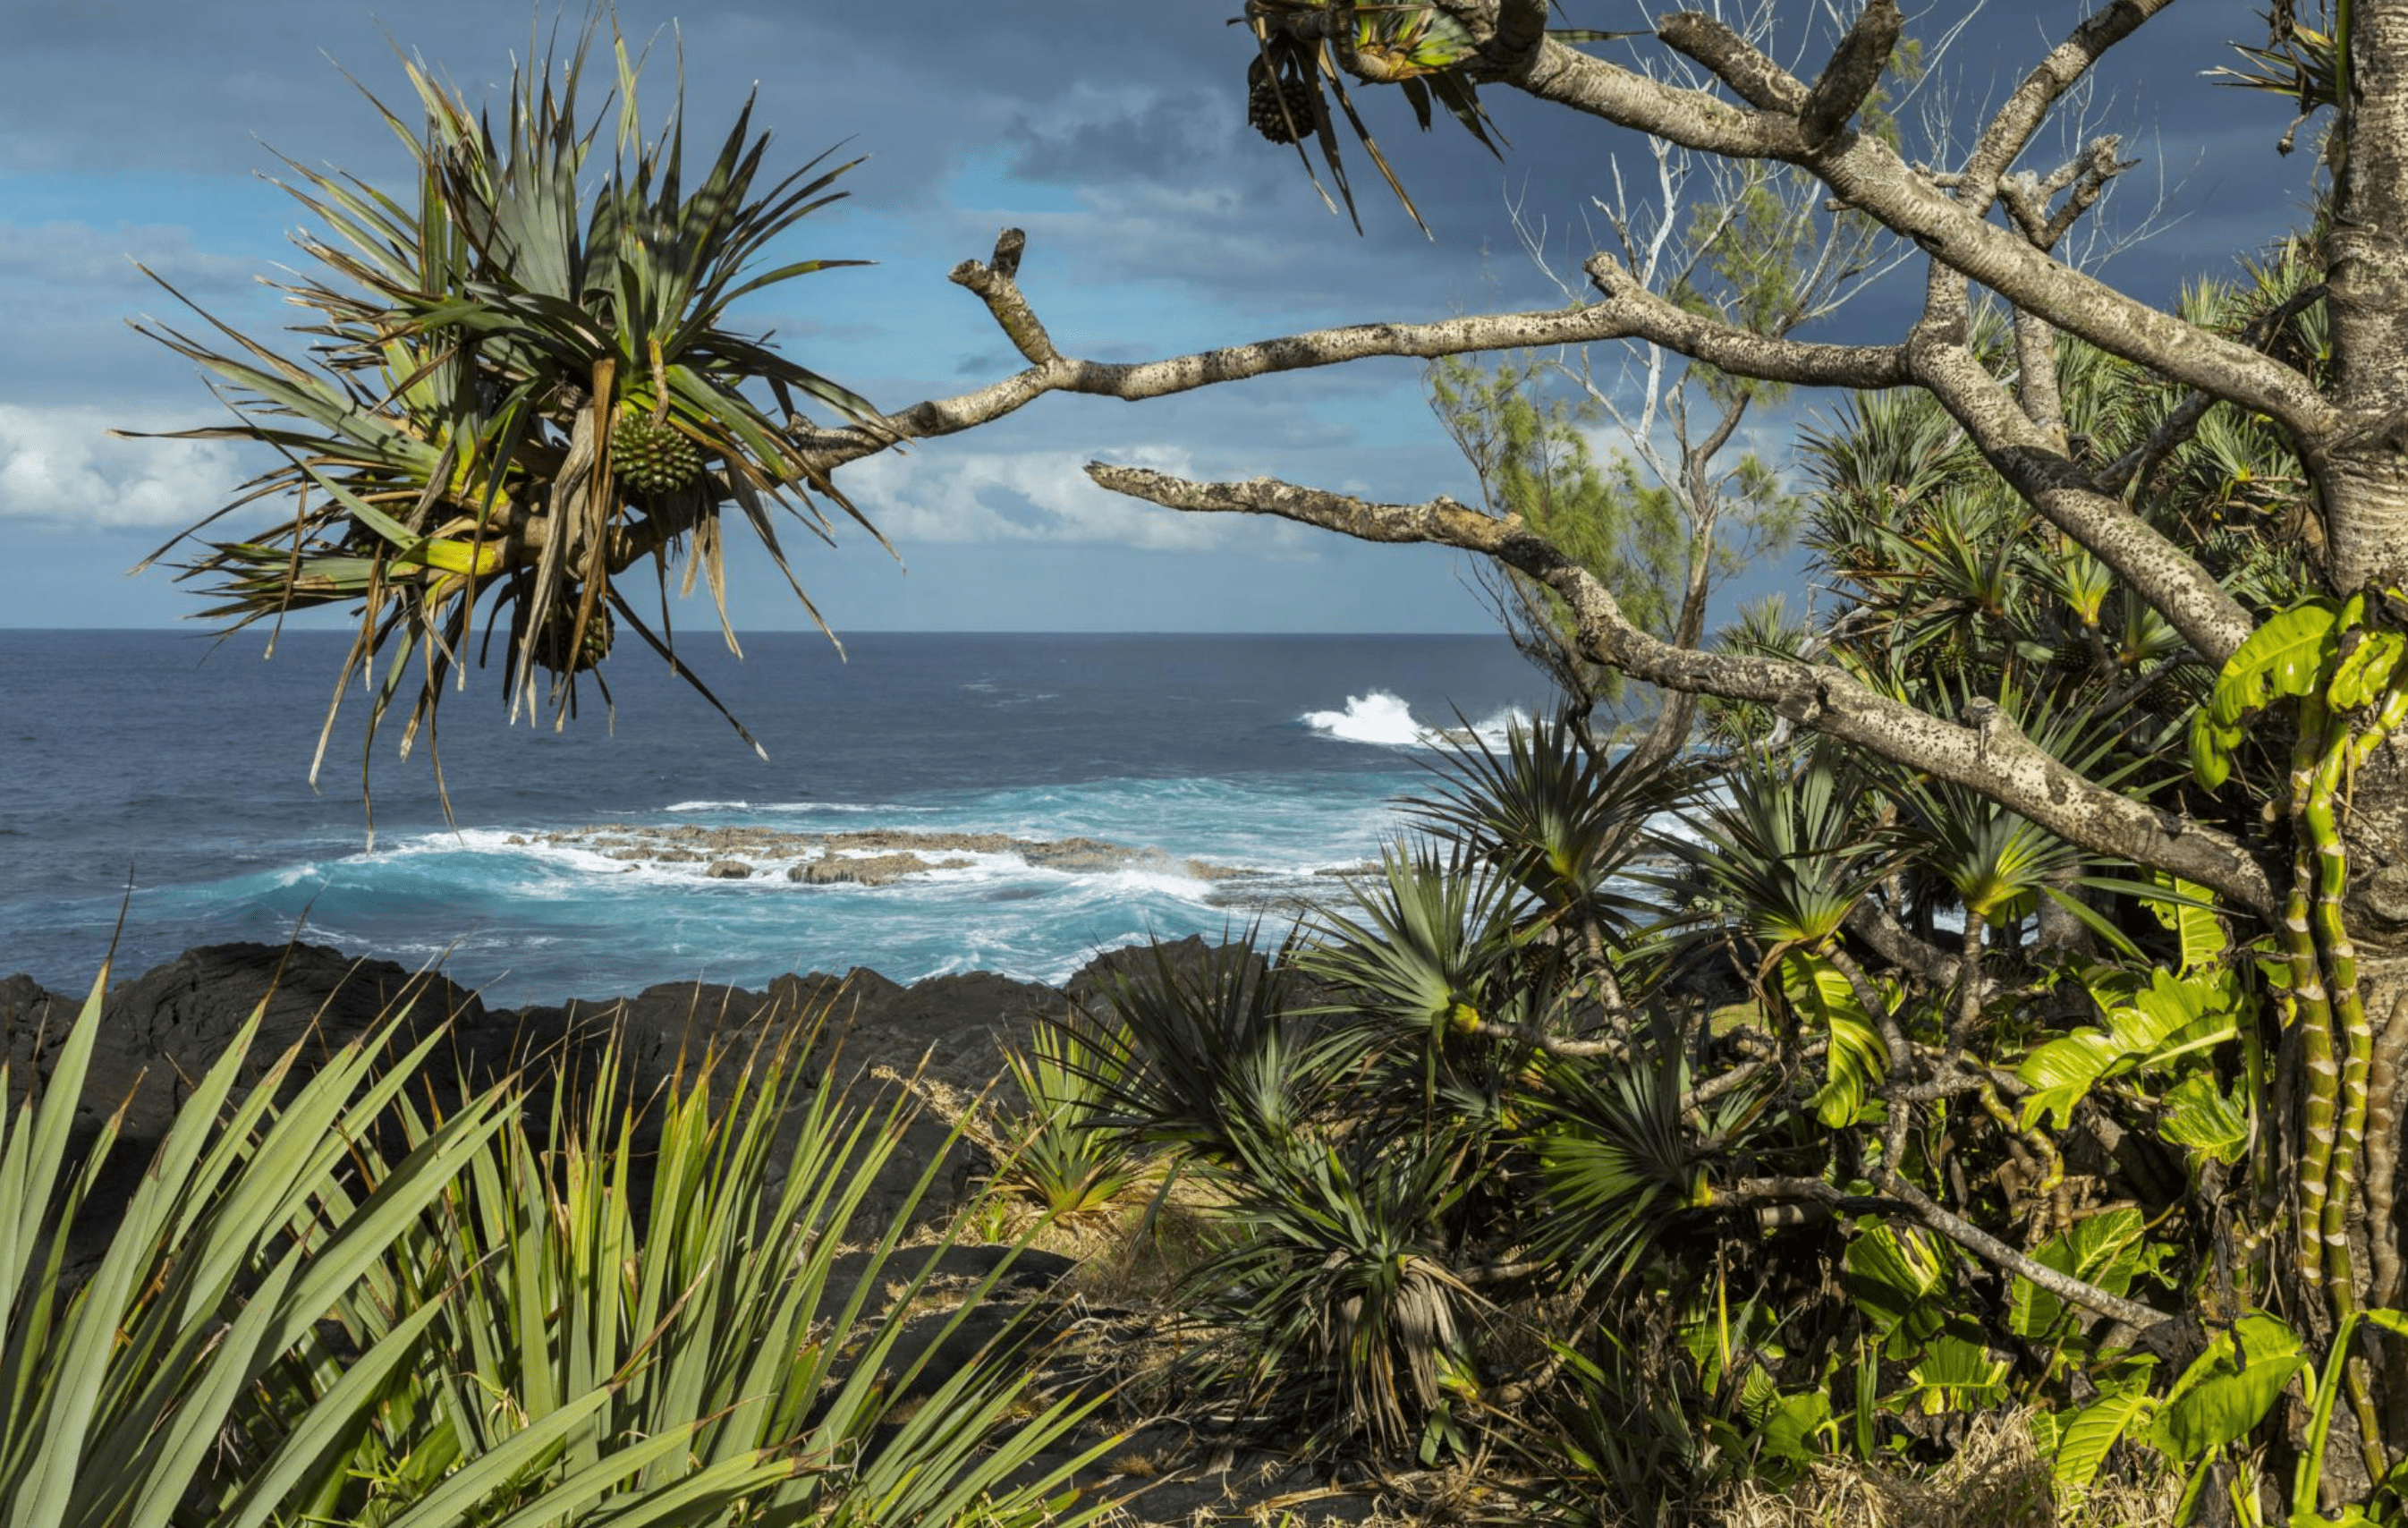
[2018,967,2243,1131]
[2144,874,2228,972]
[2008,1208,2152,1339]
[1901,1326,2012,1416]
[2050,1371,2160,1492]
[2148,1312,2303,1462]
[1783,952,1887,1128]
[2192,598,2339,787]
[2158,1072,2251,1166]
[1841,1225,1950,1354]
[2327,629,2404,711]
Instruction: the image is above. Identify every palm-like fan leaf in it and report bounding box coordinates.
[1670,744,1887,957]
[1296,839,1527,1043]
[1175,1118,1485,1460]
[1527,1012,1742,1287]
[1397,715,1693,960]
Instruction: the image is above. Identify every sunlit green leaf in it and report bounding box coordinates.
[2149,1312,2303,1461]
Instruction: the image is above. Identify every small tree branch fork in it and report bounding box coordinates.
[1084,463,2280,922]
[788,228,1909,470]
[1733,1176,2174,1329]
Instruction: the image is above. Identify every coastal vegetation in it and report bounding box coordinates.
[91,0,2408,1522]
[0,969,1113,1526]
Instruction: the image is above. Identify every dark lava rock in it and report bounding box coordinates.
[3,937,1262,1265]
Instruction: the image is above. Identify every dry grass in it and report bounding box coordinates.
[1062,1199,1223,1305]
[1698,1411,2180,1528]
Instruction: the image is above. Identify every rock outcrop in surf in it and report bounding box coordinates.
[506,823,1266,887]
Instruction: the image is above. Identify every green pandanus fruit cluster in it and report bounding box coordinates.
[2199,591,2408,1467]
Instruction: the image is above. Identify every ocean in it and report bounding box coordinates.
[0,630,1549,1004]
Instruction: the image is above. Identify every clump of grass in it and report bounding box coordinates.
[968,1013,1164,1234]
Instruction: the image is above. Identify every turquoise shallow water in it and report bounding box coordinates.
[1,631,1548,1002]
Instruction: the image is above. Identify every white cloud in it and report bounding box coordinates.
[0,404,251,529]
[844,444,1318,554]
[0,220,253,293]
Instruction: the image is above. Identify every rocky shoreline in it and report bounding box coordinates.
[0,937,1238,1261]
[516,823,1278,887]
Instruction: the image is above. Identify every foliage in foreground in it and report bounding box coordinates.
[1020,244,2408,1525]
[0,970,1114,1526]
[124,4,2408,1520]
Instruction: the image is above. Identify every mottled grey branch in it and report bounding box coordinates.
[1084,463,2280,920]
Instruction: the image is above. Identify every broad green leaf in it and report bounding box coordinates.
[1754,1388,1833,1468]
[2052,1371,2159,1492]
[2159,1073,2251,1165]
[2192,717,2241,789]
[1784,953,1887,1127]
[2145,874,2228,972]
[2328,629,2404,711]
[2110,966,2244,1060]
[2019,1031,2128,1133]
[2149,1312,2304,1461]
[2018,968,2243,1130]
[2010,1208,2150,1339]
[2208,599,2340,729]
[1843,1226,1947,1353]
[2192,598,2340,785]
[1902,1326,2012,1415]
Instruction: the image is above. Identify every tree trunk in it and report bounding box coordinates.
[2323,3,2408,592]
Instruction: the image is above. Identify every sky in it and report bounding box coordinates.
[0,1,2330,634]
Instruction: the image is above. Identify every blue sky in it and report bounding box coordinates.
[0,1,2327,633]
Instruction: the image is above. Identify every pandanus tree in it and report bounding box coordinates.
[134,24,884,826]
[144,0,2408,1515]
[818,2,2408,1513]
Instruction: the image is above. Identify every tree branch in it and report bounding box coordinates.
[1584,242,2253,665]
[1732,1175,2174,1329]
[1653,13,1808,113]
[1582,253,1910,387]
[1798,0,1903,147]
[1845,900,1962,987]
[948,228,1060,366]
[1084,463,2281,921]
[1959,0,2179,208]
[786,230,1910,474]
[1910,337,2258,664]
[1491,27,2341,443]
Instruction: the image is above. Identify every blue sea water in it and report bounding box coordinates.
[0,631,1549,1004]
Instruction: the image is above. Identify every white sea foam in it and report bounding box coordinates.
[664,799,938,815]
[1302,691,1423,746]
[1300,692,1529,752]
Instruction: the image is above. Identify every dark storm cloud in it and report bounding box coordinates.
[1002,88,1235,186]
[0,2,2336,556]
[1,4,2323,326]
